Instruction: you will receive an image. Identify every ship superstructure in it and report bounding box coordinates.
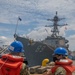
[43,11,69,49]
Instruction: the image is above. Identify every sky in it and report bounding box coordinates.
[0,0,75,51]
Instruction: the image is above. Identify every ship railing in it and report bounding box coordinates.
[0,46,9,55]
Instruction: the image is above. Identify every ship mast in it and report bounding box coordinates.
[46,11,67,37]
[14,16,22,39]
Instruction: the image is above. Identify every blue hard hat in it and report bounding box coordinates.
[54,47,68,56]
[8,41,24,53]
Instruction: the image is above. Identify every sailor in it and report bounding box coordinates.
[44,47,75,75]
[0,41,30,75]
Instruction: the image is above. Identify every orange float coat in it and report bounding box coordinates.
[0,54,24,75]
[51,59,75,75]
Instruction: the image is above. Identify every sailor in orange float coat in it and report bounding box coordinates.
[44,47,75,75]
[0,41,30,75]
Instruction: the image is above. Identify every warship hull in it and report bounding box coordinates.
[16,35,54,67]
[15,12,69,66]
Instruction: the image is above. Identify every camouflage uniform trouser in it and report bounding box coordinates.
[20,63,30,75]
[54,67,66,75]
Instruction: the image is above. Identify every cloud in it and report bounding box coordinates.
[0,0,75,25]
[26,25,67,41]
[0,36,14,47]
[68,37,75,51]
[68,35,75,40]
[27,27,51,41]
[68,23,75,30]
[0,0,75,51]
[0,36,7,40]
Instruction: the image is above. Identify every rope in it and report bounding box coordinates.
[0,58,8,69]
[0,46,9,54]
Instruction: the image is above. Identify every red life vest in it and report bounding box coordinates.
[0,54,24,75]
[51,59,75,75]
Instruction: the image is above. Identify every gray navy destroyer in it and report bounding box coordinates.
[14,12,69,67]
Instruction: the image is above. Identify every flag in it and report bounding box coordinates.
[18,17,22,21]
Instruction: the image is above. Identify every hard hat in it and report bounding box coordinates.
[8,41,24,53]
[54,47,68,56]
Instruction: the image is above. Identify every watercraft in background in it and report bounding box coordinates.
[14,12,69,66]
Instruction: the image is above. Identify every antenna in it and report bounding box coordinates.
[46,11,67,37]
[14,16,22,39]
